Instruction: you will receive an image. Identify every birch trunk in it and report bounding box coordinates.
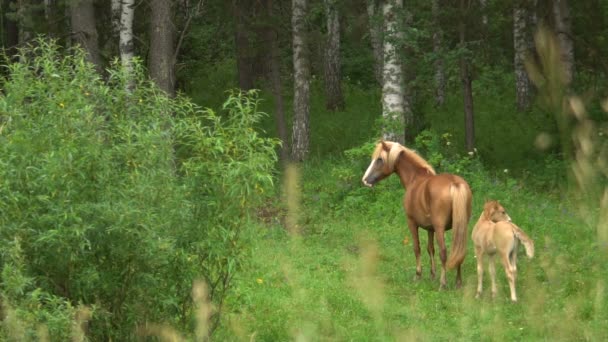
[366,0,383,86]
[149,0,175,96]
[552,0,574,84]
[514,1,531,111]
[381,0,404,143]
[120,0,135,88]
[291,0,311,161]
[323,0,344,111]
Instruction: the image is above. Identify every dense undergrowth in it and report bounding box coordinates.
[0,41,278,340]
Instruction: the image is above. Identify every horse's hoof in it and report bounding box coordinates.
[413,273,422,281]
[439,284,447,291]
[430,273,436,280]
[455,281,463,289]
[475,292,481,299]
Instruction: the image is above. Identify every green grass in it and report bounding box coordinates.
[214,159,608,341]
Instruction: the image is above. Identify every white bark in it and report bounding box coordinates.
[120,0,135,83]
[514,3,531,111]
[381,0,404,142]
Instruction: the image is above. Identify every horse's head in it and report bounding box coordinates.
[483,200,512,222]
[362,141,397,187]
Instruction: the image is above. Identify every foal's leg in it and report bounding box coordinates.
[427,230,436,279]
[475,246,484,299]
[488,254,498,298]
[407,219,422,281]
[434,227,448,290]
[501,253,517,302]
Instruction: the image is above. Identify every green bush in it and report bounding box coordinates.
[0,40,278,340]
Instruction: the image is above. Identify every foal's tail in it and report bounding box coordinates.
[447,182,472,269]
[512,224,535,258]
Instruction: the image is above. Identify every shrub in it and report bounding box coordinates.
[0,39,278,340]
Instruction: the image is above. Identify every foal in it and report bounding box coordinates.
[472,201,534,302]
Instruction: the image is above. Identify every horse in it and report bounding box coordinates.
[362,141,472,289]
[472,200,534,302]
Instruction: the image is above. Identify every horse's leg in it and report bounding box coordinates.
[407,219,422,281]
[475,246,484,299]
[455,262,463,288]
[427,230,436,280]
[501,253,517,302]
[488,254,498,298]
[434,227,448,290]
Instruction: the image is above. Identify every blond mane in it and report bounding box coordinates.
[374,141,436,175]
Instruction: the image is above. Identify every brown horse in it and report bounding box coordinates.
[472,200,534,301]
[362,141,472,289]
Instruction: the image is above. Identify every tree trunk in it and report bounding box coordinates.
[460,0,475,152]
[552,0,574,85]
[149,0,175,96]
[366,0,383,86]
[17,0,32,49]
[3,0,19,57]
[402,10,415,143]
[111,0,121,39]
[119,0,135,89]
[70,0,103,75]
[264,0,289,162]
[381,0,404,143]
[234,0,255,90]
[479,0,487,28]
[513,1,532,111]
[323,0,344,111]
[432,0,445,107]
[291,0,311,161]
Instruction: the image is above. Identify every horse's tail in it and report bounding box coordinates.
[512,224,535,258]
[447,182,471,269]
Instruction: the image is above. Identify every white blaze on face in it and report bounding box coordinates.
[362,158,376,187]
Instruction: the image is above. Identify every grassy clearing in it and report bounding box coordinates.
[215,158,607,341]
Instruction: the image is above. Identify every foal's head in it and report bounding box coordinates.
[483,200,512,222]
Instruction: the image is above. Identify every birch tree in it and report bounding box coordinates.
[291,0,311,161]
[70,0,103,75]
[119,0,135,87]
[513,0,532,111]
[323,0,344,111]
[381,0,404,142]
[149,0,175,96]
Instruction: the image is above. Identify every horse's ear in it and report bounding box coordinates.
[381,141,391,151]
